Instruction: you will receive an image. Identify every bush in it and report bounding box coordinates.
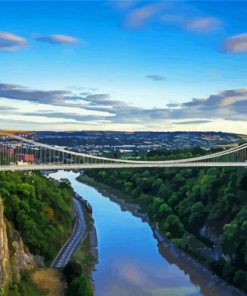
[63,261,93,296]
[66,276,93,296]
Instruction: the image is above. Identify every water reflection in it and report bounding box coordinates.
[50,171,202,296]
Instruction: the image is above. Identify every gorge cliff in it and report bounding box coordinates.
[0,198,37,295]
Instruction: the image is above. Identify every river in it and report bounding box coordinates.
[50,170,210,296]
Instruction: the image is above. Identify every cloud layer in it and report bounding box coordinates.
[121,1,222,34]
[222,33,247,53]
[185,17,221,33]
[124,2,168,29]
[146,74,166,81]
[35,34,80,45]
[0,32,81,53]
[0,82,247,130]
[0,32,27,52]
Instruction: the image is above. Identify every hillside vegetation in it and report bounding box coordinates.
[0,171,74,263]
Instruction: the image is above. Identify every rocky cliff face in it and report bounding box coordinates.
[0,198,38,292]
[0,198,11,291]
[7,221,39,278]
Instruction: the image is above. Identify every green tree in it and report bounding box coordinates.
[66,276,93,296]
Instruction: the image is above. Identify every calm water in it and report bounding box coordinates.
[50,170,203,296]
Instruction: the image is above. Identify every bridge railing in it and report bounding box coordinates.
[0,132,246,168]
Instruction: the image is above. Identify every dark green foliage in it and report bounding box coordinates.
[233,270,247,291]
[0,171,74,262]
[144,146,222,161]
[66,276,93,296]
[84,151,247,293]
[63,261,83,284]
[160,214,184,238]
[63,261,93,296]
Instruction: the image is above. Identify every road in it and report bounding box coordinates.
[51,197,86,268]
[1,162,247,172]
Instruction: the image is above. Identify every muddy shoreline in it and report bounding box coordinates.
[89,218,98,262]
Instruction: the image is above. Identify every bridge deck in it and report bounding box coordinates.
[0,132,246,171]
[0,162,246,171]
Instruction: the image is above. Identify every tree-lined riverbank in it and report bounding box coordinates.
[80,164,247,295]
[52,170,204,296]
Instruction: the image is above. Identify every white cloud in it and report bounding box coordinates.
[124,2,167,29]
[0,32,27,52]
[222,33,247,53]
[146,74,166,81]
[185,17,222,33]
[35,34,80,45]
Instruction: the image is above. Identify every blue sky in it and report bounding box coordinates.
[1,0,247,133]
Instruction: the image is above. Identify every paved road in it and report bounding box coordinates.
[1,162,247,172]
[51,197,86,268]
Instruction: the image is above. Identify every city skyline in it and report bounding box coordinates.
[1,1,247,133]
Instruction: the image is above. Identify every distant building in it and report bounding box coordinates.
[0,147,15,157]
[17,154,35,163]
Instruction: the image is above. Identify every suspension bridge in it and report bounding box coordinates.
[0,132,246,171]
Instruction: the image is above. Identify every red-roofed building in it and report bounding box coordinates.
[17,154,35,163]
[0,147,15,157]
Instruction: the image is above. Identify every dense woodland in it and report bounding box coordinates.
[85,149,247,293]
[0,171,95,296]
[0,171,74,262]
[142,146,222,160]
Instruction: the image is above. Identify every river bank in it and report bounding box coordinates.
[72,203,98,278]
[48,172,98,294]
[77,174,246,296]
[54,170,208,295]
